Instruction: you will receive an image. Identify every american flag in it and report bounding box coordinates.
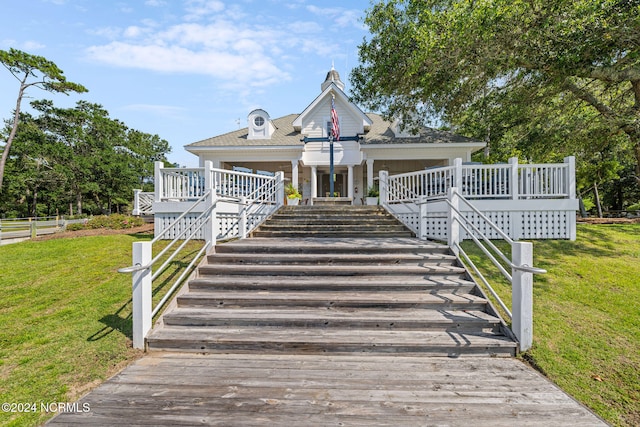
[331,97,340,141]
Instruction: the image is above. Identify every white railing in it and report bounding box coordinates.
[386,156,575,203]
[154,163,280,203]
[441,187,546,352]
[120,161,285,349]
[132,190,154,216]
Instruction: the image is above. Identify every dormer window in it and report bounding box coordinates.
[248,109,274,140]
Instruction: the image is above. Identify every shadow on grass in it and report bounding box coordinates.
[87,300,133,342]
[87,248,201,343]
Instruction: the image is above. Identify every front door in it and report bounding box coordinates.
[321,173,344,197]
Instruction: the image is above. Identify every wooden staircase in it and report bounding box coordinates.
[251,205,414,238]
[147,206,518,356]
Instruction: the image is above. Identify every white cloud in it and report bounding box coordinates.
[306,5,363,29]
[184,0,225,21]
[1,40,46,51]
[22,41,46,51]
[86,41,285,88]
[84,1,366,91]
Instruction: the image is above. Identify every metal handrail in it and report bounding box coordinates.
[378,174,420,233]
[438,189,546,322]
[118,191,214,274]
[446,189,547,274]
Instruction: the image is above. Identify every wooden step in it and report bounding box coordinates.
[206,252,458,265]
[214,237,451,254]
[197,263,467,276]
[161,308,502,331]
[176,291,488,310]
[252,230,415,238]
[146,327,517,357]
[188,274,477,293]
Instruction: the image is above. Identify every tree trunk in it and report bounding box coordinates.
[76,192,83,215]
[0,81,27,192]
[593,182,603,218]
[578,196,589,218]
[31,187,38,217]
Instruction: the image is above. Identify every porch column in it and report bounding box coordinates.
[347,165,354,201]
[366,159,375,191]
[310,166,317,205]
[291,160,299,190]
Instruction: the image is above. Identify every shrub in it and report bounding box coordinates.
[626,202,640,211]
[67,214,144,231]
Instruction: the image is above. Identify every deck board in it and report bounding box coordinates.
[47,353,607,426]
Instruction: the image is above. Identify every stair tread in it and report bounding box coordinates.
[164,307,500,322]
[198,264,466,274]
[208,253,457,263]
[179,291,486,304]
[189,274,476,287]
[219,237,447,249]
[148,327,516,347]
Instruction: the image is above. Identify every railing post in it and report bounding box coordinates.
[512,241,534,352]
[276,171,285,207]
[154,161,163,202]
[132,241,152,350]
[239,196,247,239]
[448,187,460,255]
[565,156,576,199]
[379,170,389,207]
[509,157,519,200]
[30,218,37,239]
[419,195,428,240]
[132,189,142,216]
[204,161,218,246]
[453,158,463,191]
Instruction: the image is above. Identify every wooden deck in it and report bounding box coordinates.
[47,352,607,426]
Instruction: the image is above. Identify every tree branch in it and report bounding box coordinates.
[562,78,617,120]
[583,66,640,84]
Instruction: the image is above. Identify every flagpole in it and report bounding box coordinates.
[329,134,334,197]
[330,93,339,198]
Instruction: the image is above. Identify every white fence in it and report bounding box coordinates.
[149,162,284,241]
[122,161,285,349]
[382,156,578,240]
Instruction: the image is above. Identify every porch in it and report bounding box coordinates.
[135,156,578,241]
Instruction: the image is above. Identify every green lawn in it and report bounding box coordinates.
[0,232,203,426]
[462,223,640,427]
[0,224,638,426]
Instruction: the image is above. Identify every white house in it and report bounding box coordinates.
[185,68,486,205]
[138,67,578,242]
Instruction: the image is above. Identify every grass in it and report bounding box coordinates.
[0,231,204,426]
[461,223,640,427]
[0,224,637,426]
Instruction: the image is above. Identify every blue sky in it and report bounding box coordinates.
[1,0,372,167]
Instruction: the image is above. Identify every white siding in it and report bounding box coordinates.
[300,98,363,138]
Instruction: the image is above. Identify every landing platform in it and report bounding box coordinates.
[312,196,352,205]
[47,353,606,426]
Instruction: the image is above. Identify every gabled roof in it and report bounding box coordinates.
[362,114,482,145]
[186,114,302,148]
[292,82,372,132]
[185,112,483,151]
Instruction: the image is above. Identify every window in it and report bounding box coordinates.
[254,116,265,127]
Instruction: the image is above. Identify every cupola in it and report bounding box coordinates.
[321,66,345,92]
